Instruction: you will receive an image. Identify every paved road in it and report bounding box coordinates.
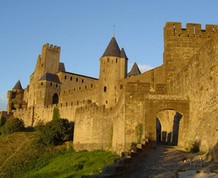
[127,145,218,178]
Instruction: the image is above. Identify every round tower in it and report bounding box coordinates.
[99,37,128,108]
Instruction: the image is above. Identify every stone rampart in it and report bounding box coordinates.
[170,37,218,152]
[74,92,126,154]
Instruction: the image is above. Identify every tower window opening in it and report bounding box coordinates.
[70,76,72,81]
[52,93,59,104]
[106,100,108,104]
[107,58,110,63]
[41,82,43,86]
[120,85,123,89]
[64,76,67,80]
[50,83,52,86]
[76,78,78,82]
[82,79,84,83]
[104,86,107,92]
[116,58,118,63]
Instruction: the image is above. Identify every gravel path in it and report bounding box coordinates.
[127,145,218,178]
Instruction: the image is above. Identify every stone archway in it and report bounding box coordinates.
[156,110,183,146]
[144,95,189,147]
[52,93,59,104]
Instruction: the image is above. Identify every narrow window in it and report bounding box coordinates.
[107,58,109,63]
[104,86,107,92]
[50,83,52,86]
[70,76,72,81]
[65,76,67,80]
[76,78,78,82]
[82,79,84,83]
[116,58,118,63]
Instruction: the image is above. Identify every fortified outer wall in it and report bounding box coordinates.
[170,37,218,152]
[12,100,92,127]
[74,92,126,154]
[164,22,218,90]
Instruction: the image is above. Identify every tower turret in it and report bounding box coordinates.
[99,37,128,107]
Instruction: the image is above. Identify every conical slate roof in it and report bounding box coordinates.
[120,48,128,59]
[102,37,121,57]
[128,62,141,77]
[13,80,23,90]
[39,72,61,83]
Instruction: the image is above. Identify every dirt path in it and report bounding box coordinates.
[127,145,218,178]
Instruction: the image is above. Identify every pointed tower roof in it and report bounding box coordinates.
[128,62,141,77]
[120,48,128,59]
[13,80,23,90]
[102,37,121,57]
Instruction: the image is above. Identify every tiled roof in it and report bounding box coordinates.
[39,73,61,83]
[120,48,128,59]
[13,80,23,90]
[128,62,141,77]
[102,37,121,57]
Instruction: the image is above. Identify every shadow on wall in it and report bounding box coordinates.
[156,111,183,146]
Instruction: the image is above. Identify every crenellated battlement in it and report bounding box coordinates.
[76,102,113,115]
[164,22,218,37]
[43,43,61,52]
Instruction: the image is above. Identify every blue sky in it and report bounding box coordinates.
[1,0,218,111]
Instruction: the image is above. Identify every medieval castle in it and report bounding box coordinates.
[4,22,218,154]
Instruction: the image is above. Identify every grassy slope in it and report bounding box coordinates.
[0,132,117,178]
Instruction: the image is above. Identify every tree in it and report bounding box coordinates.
[39,118,73,146]
[0,117,25,135]
[0,116,6,127]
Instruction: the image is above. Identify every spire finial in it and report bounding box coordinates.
[113,25,115,37]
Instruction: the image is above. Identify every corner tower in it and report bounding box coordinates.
[99,37,128,107]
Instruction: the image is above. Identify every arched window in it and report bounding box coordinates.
[52,93,59,104]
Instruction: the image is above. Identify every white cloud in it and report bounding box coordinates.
[0,94,7,111]
[138,64,153,73]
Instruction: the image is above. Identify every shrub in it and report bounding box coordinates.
[0,116,6,127]
[190,140,200,153]
[39,118,73,146]
[0,117,25,135]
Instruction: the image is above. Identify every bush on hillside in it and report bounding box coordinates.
[0,116,6,127]
[39,118,73,146]
[0,117,25,135]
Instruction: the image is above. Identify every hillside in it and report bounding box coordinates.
[0,132,117,178]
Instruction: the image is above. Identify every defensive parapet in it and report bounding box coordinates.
[164,22,218,38]
[42,43,61,52]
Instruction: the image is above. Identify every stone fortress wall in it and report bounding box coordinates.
[6,22,218,154]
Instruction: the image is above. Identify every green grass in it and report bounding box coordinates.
[0,132,118,178]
